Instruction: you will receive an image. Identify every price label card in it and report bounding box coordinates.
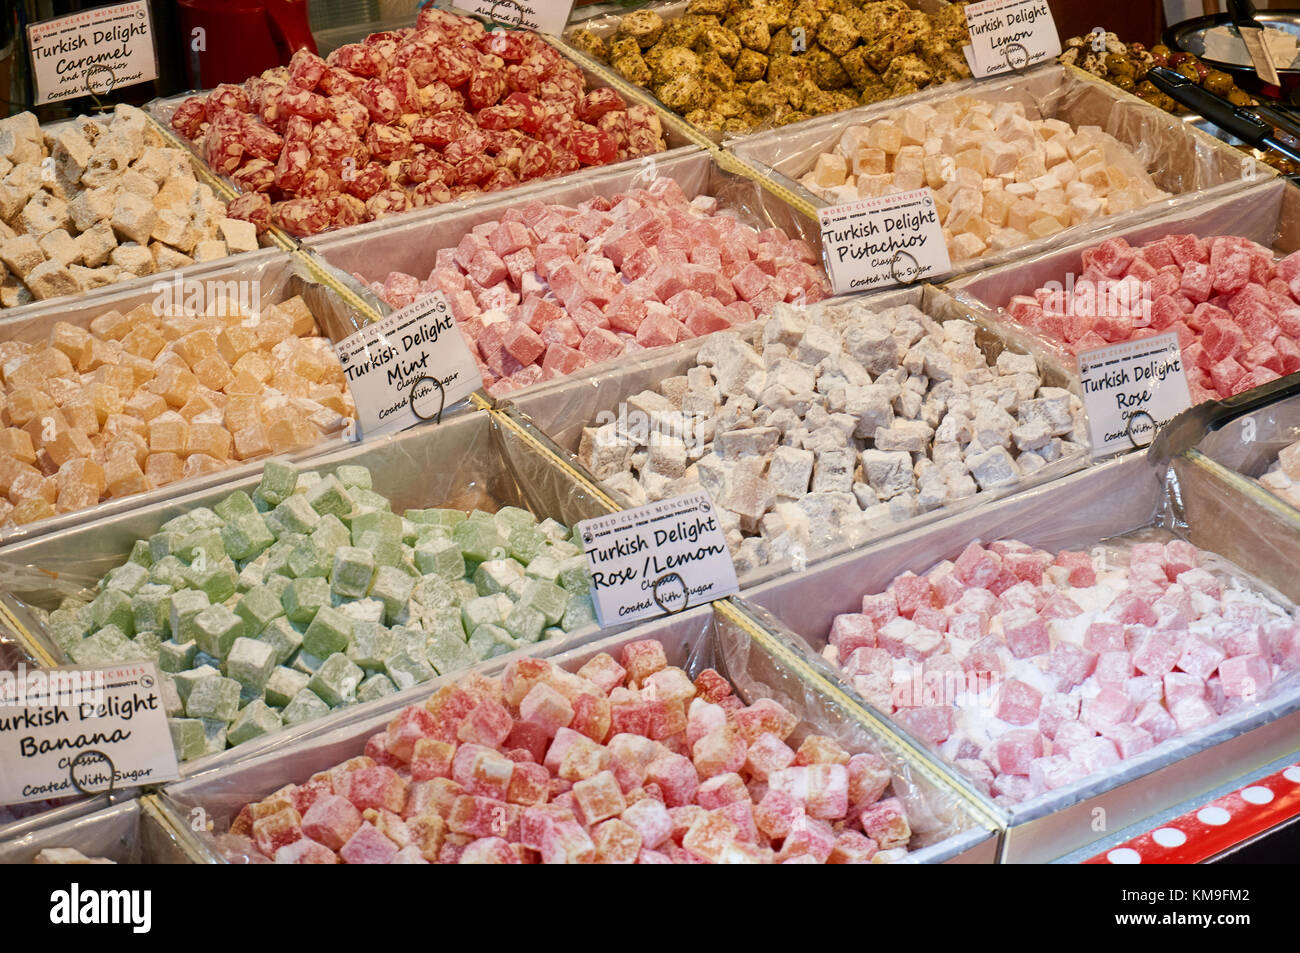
[819,189,952,295]
[27,1,158,105]
[962,0,1061,77]
[0,663,179,806]
[335,292,482,440]
[578,492,739,628]
[453,0,576,36]
[1078,332,1191,458]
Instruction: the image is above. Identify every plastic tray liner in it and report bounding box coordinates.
[728,63,1265,279]
[143,45,696,243]
[945,175,1298,369]
[305,147,823,399]
[560,0,971,145]
[501,282,1090,590]
[0,410,619,776]
[735,450,1300,862]
[0,249,404,548]
[157,603,996,864]
[0,797,197,864]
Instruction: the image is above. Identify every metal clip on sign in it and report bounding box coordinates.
[889,249,922,285]
[409,374,448,426]
[1001,41,1031,73]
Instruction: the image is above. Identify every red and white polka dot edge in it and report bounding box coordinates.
[1085,762,1300,864]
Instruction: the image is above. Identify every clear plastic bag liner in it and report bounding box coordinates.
[144,49,696,242]
[562,0,964,146]
[0,798,144,864]
[160,602,991,863]
[946,176,1294,369]
[503,282,1091,589]
[740,449,1300,858]
[1162,451,1300,605]
[2,410,615,661]
[730,63,1266,280]
[0,796,200,864]
[0,251,397,549]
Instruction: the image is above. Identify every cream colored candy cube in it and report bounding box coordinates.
[867,121,903,154]
[148,411,189,454]
[811,152,848,188]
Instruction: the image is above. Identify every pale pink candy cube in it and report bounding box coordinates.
[1085,622,1127,653]
[1133,629,1184,677]
[998,581,1043,613]
[858,796,911,850]
[539,818,597,864]
[846,752,892,808]
[1067,735,1121,773]
[953,587,1000,618]
[1170,694,1217,732]
[754,789,804,840]
[732,697,798,744]
[457,698,514,748]
[995,729,1044,775]
[1163,540,1199,579]
[692,724,747,779]
[1134,701,1179,743]
[996,679,1043,726]
[1176,568,1221,598]
[1094,651,1134,687]
[339,821,398,865]
[991,772,1040,804]
[621,796,673,849]
[1177,635,1226,681]
[576,652,627,694]
[685,698,727,748]
[1002,607,1050,658]
[767,765,810,805]
[1101,722,1155,759]
[542,726,587,773]
[696,772,748,810]
[1028,755,1087,791]
[893,705,955,745]
[829,830,879,863]
[1265,620,1300,670]
[829,613,877,655]
[1163,672,1206,706]
[948,612,987,641]
[1126,675,1163,706]
[1083,687,1135,731]
[1153,586,1195,627]
[844,646,892,678]
[1220,623,1266,658]
[1218,654,1272,697]
[274,837,338,864]
[452,743,514,800]
[1129,541,1167,568]
[1038,692,1081,739]
[607,732,659,792]
[645,753,698,807]
[954,541,1001,587]
[1052,720,1097,754]
[519,682,575,737]
[1048,641,1098,690]
[718,800,759,843]
[592,818,643,864]
[300,793,362,851]
[777,815,838,863]
[459,837,522,864]
[1108,592,1158,627]
[805,763,850,819]
[636,848,673,864]
[1206,676,1228,714]
[860,591,899,627]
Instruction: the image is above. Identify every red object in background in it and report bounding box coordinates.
[177,0,317,89]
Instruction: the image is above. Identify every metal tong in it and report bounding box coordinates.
[1148,65,1300,164]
